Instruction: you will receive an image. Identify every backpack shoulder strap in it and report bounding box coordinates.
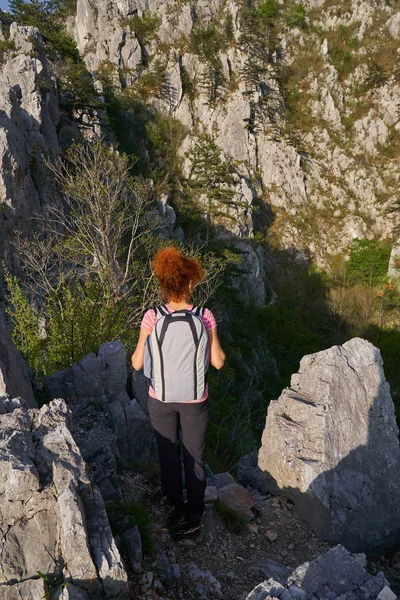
[192,306,204,318]
[153,305,169,319]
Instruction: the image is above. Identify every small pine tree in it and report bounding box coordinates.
[187,134,237,246]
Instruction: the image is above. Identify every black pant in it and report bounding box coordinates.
[148,396,210,516]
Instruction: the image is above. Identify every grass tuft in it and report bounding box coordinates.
[106,501,154,556]
[213,499,248,534]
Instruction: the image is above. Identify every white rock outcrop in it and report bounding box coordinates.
[258,338,400,555]
[388,238,400,279]
[0,397,128,598]
[0,24,59,273]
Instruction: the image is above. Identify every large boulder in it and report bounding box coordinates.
[0,398,128,598]
[258,338,400,555]
[0,309,35,408]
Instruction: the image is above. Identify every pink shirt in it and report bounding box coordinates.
[141,305,217,403]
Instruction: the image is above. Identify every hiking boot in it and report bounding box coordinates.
[184,514,202,538]
[165,507,187,539]
[172,513,202,540]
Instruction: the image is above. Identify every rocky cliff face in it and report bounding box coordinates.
[2,0,399,301]
[0,23,60,275]
[67,0,400,267]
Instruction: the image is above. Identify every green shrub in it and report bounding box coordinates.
[3,267,45,377]
[286,5,306,29]
[329,46,353,75]
[257,0,280,27]
[106,501,154,556]
[180,65,195,102]
[60,60,103,114]
[364,62,388,91]
[0,39,16,54]
[137,59,170,102]
[128,11,160,46]
[9,0,79,60]
[145,113,187,185]
[189,25,222,61]
[345,238,391,287]
[4,272,130,377]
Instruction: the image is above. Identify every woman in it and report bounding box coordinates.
[131,246,225,539]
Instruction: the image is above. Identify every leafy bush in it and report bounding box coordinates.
[60,60,103,115]
[5,271,130,377]
[128,11,160,46]
[189,25,227,106]
[9,0,79,60]
[345,238,391,287]
[180,64,195,102]
[3,267,45,377]
[257,0,280,27]
[137,59,170,102]
[286,5,306,29]
[190,25,222,61]
[329,46,353,75]
[145,113,187,185]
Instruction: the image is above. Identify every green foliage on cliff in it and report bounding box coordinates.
[186,134,236,247]
[286,5,307,29]
[0,39,16,60]
[346,239,391,287]
[10,0,79,60]
[128,11,160,47]
[3,267,45,377]
[59,60,102,115]
[189,24,227,105]
[257,0,280,27]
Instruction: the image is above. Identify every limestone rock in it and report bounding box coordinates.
[0,24,59,274]
[189,562,223,598]
[218,483,255,521]
[45,340,128,401]
[0,309,35,407]
[245,545,393,600]
[386,12,400,39]
[0,398,128,597]
[388,238,400,279]
[237,453,270,494]
[209,472,236,489]
[1,579,47,599]
[123,525,143,571]
[45,341,156,496]
[258,338,400,555]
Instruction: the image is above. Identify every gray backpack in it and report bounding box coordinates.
[144,305,209,402]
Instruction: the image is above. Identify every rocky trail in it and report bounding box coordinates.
[115,469,400,600]
[118,469,330,600]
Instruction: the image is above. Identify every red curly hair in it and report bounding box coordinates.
[152,247,204,301]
